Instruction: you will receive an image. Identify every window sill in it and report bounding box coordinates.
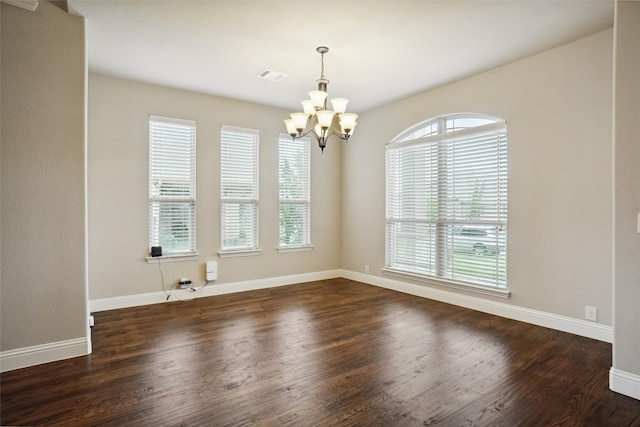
[382,268,511,299]
[218,248,262,258]
[277,245,314,253]
[146,252,199,263]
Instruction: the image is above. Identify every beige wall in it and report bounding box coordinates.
[612,1,640,378]
[342,29,614,325]
[1,2,89,352]
[87,75,342,300]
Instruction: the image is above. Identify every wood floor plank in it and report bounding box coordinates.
[2,278,640,426]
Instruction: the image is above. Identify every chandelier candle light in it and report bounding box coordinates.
[284,46,358,152]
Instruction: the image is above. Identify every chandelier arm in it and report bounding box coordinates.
[293,127,325,151]
[296,127,319,140]
[292,115,321,141]
[291,114,317,138]
[329,120,352,140]
[327,128,351,142]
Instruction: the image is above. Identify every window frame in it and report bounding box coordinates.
[147,115,197,261]
[383,114,509,298]
[219,125,261,258]
[278,133,312,252]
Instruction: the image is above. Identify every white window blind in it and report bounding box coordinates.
[386,115,507,288]
[278,134,310,248]
[148,115,196,255]
[220,125,259,252]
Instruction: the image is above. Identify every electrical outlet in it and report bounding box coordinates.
[585,306,597,322]
[178,278,191,289]
[365,265,370,274]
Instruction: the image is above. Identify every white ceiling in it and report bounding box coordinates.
[67,1,614,113]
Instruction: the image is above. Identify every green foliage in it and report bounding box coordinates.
[279,155,307,245]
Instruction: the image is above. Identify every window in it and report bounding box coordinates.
[278,134,311,251]
[385,114,508,295]
[220,125,260,256]
[148,115,197,256]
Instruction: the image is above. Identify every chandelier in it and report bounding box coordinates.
[284,46,358,152]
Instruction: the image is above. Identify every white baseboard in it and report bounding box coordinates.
[0,337,90,373]
[90,269,342,312]
[610,368,640,400]
[341,269,613,343]
[91,268,612,342]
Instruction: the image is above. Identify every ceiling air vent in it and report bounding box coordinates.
[256,69,288,82]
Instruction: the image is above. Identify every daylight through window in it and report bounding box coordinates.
[220,125,260,255]
[278,134,311,249]
[385,114,507,290]
[148,115,197,255]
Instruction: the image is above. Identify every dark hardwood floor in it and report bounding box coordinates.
[2,278,640,426]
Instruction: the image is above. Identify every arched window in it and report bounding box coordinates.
[384,114,508,294]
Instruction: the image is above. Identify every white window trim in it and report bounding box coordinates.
[148,115,197,257]
[388,120,506,149]
[277,245,314,254]
[278,133,311,251]
[218,248,263,258]
[382,267,511,298]
[220,125,260,254]
[385,113,508,294]
[146,252,200,263]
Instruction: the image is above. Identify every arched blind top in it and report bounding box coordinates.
[389,113,505,146]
